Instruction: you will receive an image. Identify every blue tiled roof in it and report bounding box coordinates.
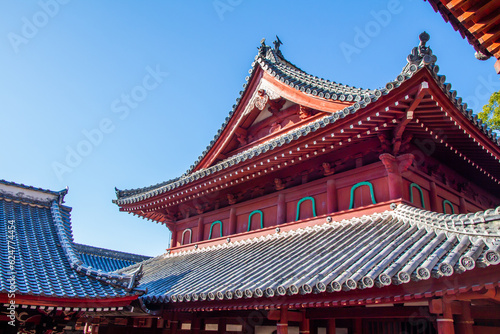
[0,181,141,300]
[74,243,150,272]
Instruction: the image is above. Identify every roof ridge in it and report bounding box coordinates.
[0,190,53,207]
[50,200,142,291]
[74,243,151,263]
[0,179,68,203]
[393,203,500,238]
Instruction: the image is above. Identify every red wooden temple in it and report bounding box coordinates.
[106,33,500,334]
[2,32,499,334]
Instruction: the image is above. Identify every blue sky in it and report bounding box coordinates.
[1,0,498,256]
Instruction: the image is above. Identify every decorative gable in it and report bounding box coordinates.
[114,34,500,250]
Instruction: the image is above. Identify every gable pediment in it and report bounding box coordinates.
[193,73,351,171]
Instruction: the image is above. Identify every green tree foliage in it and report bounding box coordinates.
[478,91,500,130]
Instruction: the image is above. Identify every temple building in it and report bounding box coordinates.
[0,180,149,333]
[2,31,500,334]
[107,33,500,334]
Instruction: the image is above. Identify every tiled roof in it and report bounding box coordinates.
[113,39,376,202]
[258,48,373,101]
[0,182,141,300]
[114,33,500,204]
[0,179,67,202]
[120,204,500,305]
[75,243,151,272]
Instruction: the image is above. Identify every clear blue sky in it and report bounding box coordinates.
[1,1,498,256]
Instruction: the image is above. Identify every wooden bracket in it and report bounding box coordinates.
[393,81,428,154]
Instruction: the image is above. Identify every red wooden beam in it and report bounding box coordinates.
[268,309,303,322]
[306,306,432,319]
[392,81,429,151]
[0,294,137,308]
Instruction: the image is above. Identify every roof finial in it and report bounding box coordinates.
[419,31,430,45]
[258,38,269,56]
[404,31,437,74]
[273,35,282,51]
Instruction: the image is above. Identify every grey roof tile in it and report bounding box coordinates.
[120,204,500,305]
[74,243,150,272]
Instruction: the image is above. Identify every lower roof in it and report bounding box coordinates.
[0,186,141,302]
[75,243,150,272]
[120,204,500,306]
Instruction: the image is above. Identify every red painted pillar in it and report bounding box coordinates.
[327,179,337,213]
[277,306,288,334]
[169,225,177,248]
[429,182,439,212]
[191,313,201,334]
[437,301,455,334]
[218,317,227,334]
[277,194,286,225]
[229,208,237,235]
[197,217,204,242]
[387,171,403,199]
[459,197,467,214]
[170,313,179,334]
[437,317,455,333]
[327,319,336,334]
[379,153,403,200]
[353,318,362,334]
[299,311,310,334]
[455,301,473,334]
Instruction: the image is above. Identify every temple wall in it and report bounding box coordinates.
[170,145,500,248]
[403,166,496,214]
[172,162,391,247]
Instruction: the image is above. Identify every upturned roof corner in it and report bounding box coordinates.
[113,33,500,210]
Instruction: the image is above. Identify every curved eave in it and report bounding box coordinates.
[423,69,500,160]
[407,68,500,187]
[148,271,500,312]
[115,48,500,211]
[0,293,138,308]
[124,204,500,308]
[426,0,498,60]
[115,48,375,201]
